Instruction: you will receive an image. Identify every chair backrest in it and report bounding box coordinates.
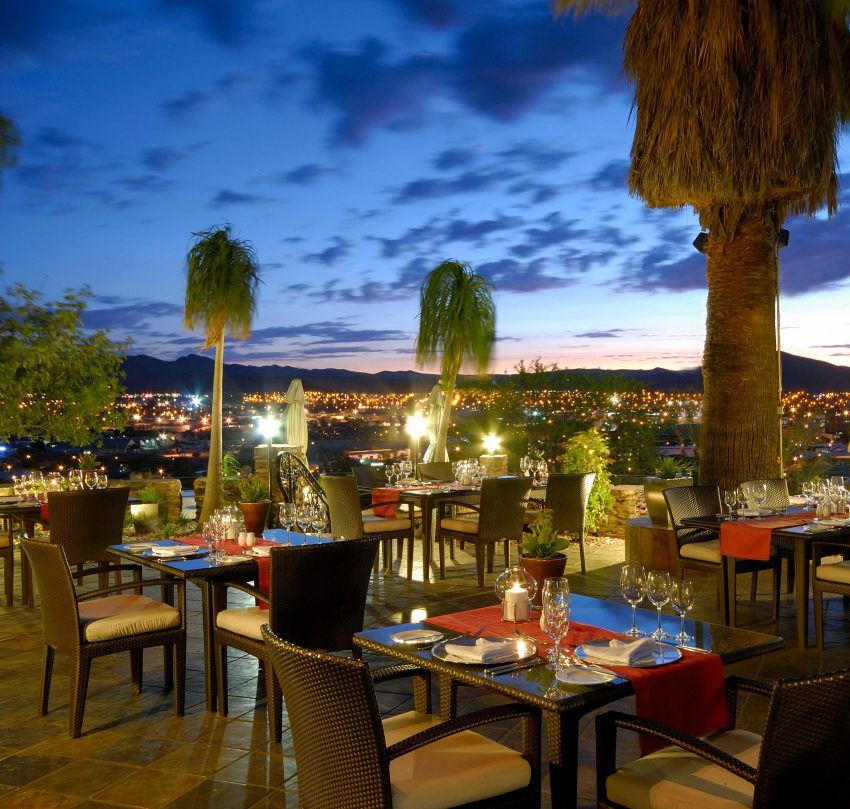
[479,477,533,541]
[544,473,595,534]
[47,488,129,566]
[740,479,790,511]
[20,540,80,653]
[754,669,850,807]
[267,539,379,652]
[320,476,364,539]
[351,465,380,489]
[418,461,453,481]
[263,627,392,809]
[663,486,721,547]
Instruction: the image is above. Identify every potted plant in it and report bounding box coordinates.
[238,477,270,535]
[77,452,101,489]
[519,510,569,606]
[643,456,694,527]
[131,485,165,534]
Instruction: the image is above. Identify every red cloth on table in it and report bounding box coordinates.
[371,488,399,518]
[720,512,814,561]
[176,536,276,610]
[40,503,50,526]
[428,604,729,755]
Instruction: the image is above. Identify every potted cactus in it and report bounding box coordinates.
[519,510,569,606]
[238,478,270,535]
[131,485,165,534]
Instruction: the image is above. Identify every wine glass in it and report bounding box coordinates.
[295,505,311,534]
[671,580,695,642]
[311,504,326,535]
[619,564,646,637]
[645,570,672,640]
[541,577,571,673]
[801,480,814,509]
[384,464,394,487]
[520,456,530,476]
[751,482,767,512]
[537,460,548,483]
[280,502,296,532]
[735,487,748,514]
[723,489,736,516]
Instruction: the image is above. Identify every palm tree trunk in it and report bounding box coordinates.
[199,335,225,525]
[700,209,781,491]
[434,377,455,462]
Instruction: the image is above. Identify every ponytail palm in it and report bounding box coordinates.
[415,260,496,461]
[554,0,850,489]
[184,225,261,524]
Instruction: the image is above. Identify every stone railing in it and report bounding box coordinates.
[596,484,645,539]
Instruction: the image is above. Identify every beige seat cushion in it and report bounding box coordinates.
[816,560,850,584]
[395,503,422,516]
[440,517,479,535]
[383,710,531,809]
[0,532,9,549]
[524,510,542,525]
[362,514,411,533]
[216,606,267,640]
[679,540,722,564]
[79,595,180,642]
[606,728,760,809]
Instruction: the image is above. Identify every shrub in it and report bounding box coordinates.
[222,454,242,478]
[560,427,614,533]
[521,510,569,558]
[239,477,269,502]
[136,485,165,505]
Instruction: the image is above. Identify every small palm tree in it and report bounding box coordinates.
[415,260,496,462]
[553,1,850,490]
[184,225,261,524]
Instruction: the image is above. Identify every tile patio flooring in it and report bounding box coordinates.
[2,537,850,808]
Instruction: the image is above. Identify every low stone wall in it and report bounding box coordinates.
[194,476,242,520]
[110,478,182,522]
[597,484,645,539]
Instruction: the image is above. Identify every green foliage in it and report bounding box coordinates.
[222,454,242,478]
[560,428,614,533]
[239,477,268,502]
[136,485,166,505]
[783,423,833,492]
[521,510,569,558]
[655,456,689,478]
[0,285,127,445]
[0,113,20,180]
[77,452,100,471]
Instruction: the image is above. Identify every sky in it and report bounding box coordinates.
[1,0,849,374]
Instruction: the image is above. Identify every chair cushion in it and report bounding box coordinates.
[440,517,479,535]
[362,515,412,533]
[395,503,422,516]
[606,728,760,809]
[524,510,542,525]
[79,594,180,642]
[679,540,722,564]
[384,711,531,809]
[216,606,267,640]
[816,560,850,584]
[0,532,9,549]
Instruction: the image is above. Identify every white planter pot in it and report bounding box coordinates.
[131,503,161,534]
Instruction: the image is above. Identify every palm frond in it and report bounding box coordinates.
[415,260,496,383]
[552,0,632,16]
[183,225,261,347]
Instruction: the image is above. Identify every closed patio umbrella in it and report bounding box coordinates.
[284,379,308,456]
[422,384,448,463]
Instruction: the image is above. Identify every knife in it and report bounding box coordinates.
[483,659,541,676]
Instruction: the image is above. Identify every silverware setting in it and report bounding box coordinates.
[483,659,541,676]
[677,644,711,654]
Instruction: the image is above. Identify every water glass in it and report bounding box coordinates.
[723,489,736,516]
[671,580,695,642]
[619,564,646,637]
[751,482,767,511]
[280,502,296,533]
[541,578,571,672]
[645,570,672,640]
[295,505,311,534]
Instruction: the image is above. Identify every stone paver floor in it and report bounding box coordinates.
[2,536,850,808]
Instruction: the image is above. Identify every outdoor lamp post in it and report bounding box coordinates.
[481,433,507,477]
[256,413,282,527]
[405,412,428,477]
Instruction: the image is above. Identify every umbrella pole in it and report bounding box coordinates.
[267,441,274,528]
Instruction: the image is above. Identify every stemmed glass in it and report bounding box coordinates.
[671,580,695,642]
[801,481,814,509]
[384,464,394,487]
[68,469,83,490]
[619,564,646,637]
[645,570,672,640]
[311,504,326,535]
[541,577,571,673]
[723,489,737,517]
[751,482,767,512]
[295,505,310,534]
[279,503,296,543]
[520,456,531,476]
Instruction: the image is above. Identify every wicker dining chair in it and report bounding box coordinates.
[741,477,795,593]
[21,539,186,738]
[812,539,850,650]
[212,538,380,741]
[418,461,454,481]
[595,669,850,808]
[437,477,532,586]
[262,626,541,809]
[663,486,780,627]
[539,472,595,574]
[1,516,12,607]
[321,475,415,578]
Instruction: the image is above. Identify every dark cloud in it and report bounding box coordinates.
[162,71,251,120]
[140,146,188,172]
[497,141,573,171]
[248,321,407,346]
[477,258,578,292]
[301,237,352,267]
[116,174,172,193]
[0,1,119,53]
[158,0,263,46]
[275,163,334,186]
[432,147,480,171]
[386,0,476,29]
[817,344,850,349]
[510,212,585,258]
[619,243,706,293]
[444,214,522,244]
[588,160,630,191]
[507,180,561,204]
[390,167,516,204]
[83,300,183,331]
[36,127,93,149]
[211,189,274,206]
[575,329,626,339]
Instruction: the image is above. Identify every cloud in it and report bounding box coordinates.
[588,160,629,191]
[477,257,578,292]
[301,237,352,267]
[0,1,119,54]
[390,167,516,204]
[248,320,407,346]
[275,163,334,186]
[83,299,183,331]
[432,146,480,171]
[575,329,626,338]
[211,189,274,206]
[510,212,585,258]
[158,0,263,46]
[162,71,251,120]
[385,0,476,30]
[619,243,706,293]
[445,214,522,244]
[116,174,173,193]
[140,146,188,171]
[497,141,573,171]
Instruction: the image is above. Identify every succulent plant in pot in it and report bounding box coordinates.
[131,485,166,534]
[238,477,270,535]
[519,510,569,606]
[644,456,694,527]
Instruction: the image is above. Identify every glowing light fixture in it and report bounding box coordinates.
[404,412,428,440]
[482,433,501,454]
[256,414,282,440]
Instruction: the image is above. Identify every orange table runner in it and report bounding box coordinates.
[429,604,728,754]
[720,513,814,561]
[371,488,398,518]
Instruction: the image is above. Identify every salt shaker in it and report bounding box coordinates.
[245,532,256,547]
[237,531,247,548]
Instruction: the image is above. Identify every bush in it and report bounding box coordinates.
[136,485,165,505]
[560,428,614,533]
[239,477,269,502]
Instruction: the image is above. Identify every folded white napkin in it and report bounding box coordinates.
[150,545,198,557]
[737,508,773,517]
[581,637,656,666]
[807,524,839,533]
[818,518,849,527]
[250,546,271,557]
[443,637,516,664]
[789,495,808,506]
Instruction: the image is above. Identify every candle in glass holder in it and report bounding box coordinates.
[503,582,530,622]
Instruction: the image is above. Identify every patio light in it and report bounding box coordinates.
[482,433,501,454]
[257,414,282,528]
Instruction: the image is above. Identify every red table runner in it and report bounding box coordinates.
[371,488,398,518]
[720,513,814,561]
[428,605,728,754]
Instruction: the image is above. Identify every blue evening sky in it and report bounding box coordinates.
[1,0,849,373]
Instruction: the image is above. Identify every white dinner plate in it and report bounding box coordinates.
[555,666,618,685]
[576,643,682,668]
[391,629,445,646]
[431,636,537,666]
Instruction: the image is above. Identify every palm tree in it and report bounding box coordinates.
[184,225,261,524]
[554,1,850,489]
[415,260,496,462]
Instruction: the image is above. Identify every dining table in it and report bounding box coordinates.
[108,531,332,711]
[354,593,783,809]
[0,499,47,606]
[682,508,850,648]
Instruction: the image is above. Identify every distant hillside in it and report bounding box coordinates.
[121,352,850,395]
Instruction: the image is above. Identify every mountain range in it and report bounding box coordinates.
[121,352,850,394]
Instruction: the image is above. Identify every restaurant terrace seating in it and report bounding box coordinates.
[418,461,454,481]
[22,539,186,738]
[212,538,379,741]
[262,626,541,809]
[594,669,850,808]
[1,512,12,607]
[813,539,850,650]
